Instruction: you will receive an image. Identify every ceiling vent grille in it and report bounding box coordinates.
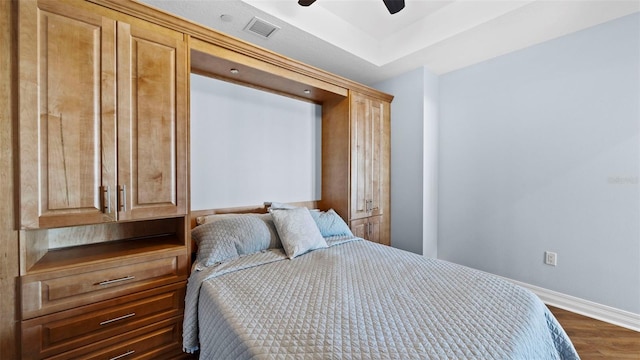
[244,17,280,39]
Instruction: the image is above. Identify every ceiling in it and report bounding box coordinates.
[140,0,640,86]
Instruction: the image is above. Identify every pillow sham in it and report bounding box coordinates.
[196,213,281,249]
[309,208,353,237]
[191,221,240,268]
[191,214,282,268]
[270,207,327,259]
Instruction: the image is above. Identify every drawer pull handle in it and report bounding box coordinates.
[118,184,127,212]
[102,186,111,213]
[110,350,135,360]
[100,312,136,326]
[98,276,135,286]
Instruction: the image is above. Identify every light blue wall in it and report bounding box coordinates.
[438,13,640,313]
[374,66,439,257]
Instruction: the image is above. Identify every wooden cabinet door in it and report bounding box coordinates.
[350,94,368,220]
[350,93,385,220]
[350,216,384,245]
[350,218,368,239]
[116,20,187,221]
[368,99,384,216]
[19,1,187,228]
[19,1,117,228]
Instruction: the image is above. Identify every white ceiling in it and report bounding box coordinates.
[140,0,640,86]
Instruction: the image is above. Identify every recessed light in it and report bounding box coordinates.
[230,68,239,74]
[220,14,233,22]
[303,89,311,94]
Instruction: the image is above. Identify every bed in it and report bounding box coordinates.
[183,207,579,359]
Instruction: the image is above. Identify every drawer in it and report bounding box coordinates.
[45,316,184,360]
[22,283,185,359]
[21,249,188,319]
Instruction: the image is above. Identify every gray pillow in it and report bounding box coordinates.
[270,207,328,259]
[191,221,240,268]
[191,214,282,267]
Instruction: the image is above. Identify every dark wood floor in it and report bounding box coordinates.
[548,306,640,359]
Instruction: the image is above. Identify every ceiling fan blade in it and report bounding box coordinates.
[298,0,316,6]
[383,0,405,14]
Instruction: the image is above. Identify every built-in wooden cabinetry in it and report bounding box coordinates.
[6,0,392,357]
[19,0,187,230]
[349,215,383,244]
[322,92,391,246]
[17,1,189,358]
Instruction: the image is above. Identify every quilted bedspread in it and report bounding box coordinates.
[183,237,579,359]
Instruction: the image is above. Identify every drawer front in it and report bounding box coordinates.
[22,251,188,319]
[22,283,185,359]
[45,316,184,360]
[45,257,176,301]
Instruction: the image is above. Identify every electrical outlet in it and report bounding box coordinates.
[544,251,557,266]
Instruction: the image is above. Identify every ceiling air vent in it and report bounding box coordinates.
[244,17,280,39]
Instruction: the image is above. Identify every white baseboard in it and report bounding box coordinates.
[505,278,640,332]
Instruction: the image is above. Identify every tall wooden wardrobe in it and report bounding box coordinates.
[3,0,393,358]
[17,1,189,358]
[322,93,392,246]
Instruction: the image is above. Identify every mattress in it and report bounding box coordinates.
[183,236,579,359]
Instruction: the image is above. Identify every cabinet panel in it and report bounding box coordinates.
[350,218,367,239]
[20,1,117,228]
[21,249,188,319]
[369,100,384,215]
[351,95,368,219]
[350,215,384,245]
[322,91,390,246]
[20,0,187,228]
[21,283,185,359]
[117,20,187,221]
[45,316,184,360]
[350,93,386,220]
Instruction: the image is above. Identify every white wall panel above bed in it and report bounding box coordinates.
[190,74,322,210]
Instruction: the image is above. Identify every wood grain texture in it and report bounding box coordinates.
[350,215,385,245]
[21,244,188,319]
[549,306,640,359]
[90,0,392,103]
[0,1,19,358]
[117,17,188,221]
[320,92,391,246]
[20,0,188,228]
[19,0,118,228]
[21,282,185,359]
[190,201,321,229]
[348,92,391,245]
[44,316,184,360]
[319,96,351,221]
[190,39,348,104]
[351,93,369,219]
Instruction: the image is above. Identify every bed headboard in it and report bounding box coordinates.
[189,200,320,229]
[188,201,320,259]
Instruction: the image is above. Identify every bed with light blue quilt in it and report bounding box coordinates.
[182,209,579,359]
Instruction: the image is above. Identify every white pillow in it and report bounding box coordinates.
[270,207,327,259]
